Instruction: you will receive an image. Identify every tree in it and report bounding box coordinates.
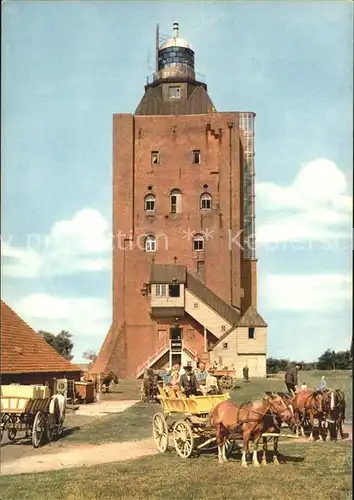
[317,349,351,370]
[39,330,74,361]
[266,358,290,374]
[82,350,97,363]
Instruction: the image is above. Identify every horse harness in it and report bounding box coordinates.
[233,398,286,430]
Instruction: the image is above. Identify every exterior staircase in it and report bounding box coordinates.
[136,342,169,379]
[135,340,198,379]
[185,272,240,338]
[135,271,241,378]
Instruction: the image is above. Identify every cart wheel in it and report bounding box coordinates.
[173,420,194,458]
[32,411,45,448]
[8,428,17,441]
[219,376,234,393]
[152,412,169,453]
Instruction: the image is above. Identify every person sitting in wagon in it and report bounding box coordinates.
[179,365,200,397]
[170,365,180,387]
[195,362,208,386]
[200,368,220,395]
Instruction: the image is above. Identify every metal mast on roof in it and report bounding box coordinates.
[155,22,159,73]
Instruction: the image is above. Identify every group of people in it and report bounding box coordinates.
[285,363,328,394]
[161,361,220,397]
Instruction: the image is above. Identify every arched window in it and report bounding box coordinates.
[200,193,212,210]
[144,235,156,252]
[193,234,204,251]
[170,189,182,214]
[144,194,155,212]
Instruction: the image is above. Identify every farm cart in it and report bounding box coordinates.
[0,385,64,448]
[213,369,237,393]
[152,386,234,458]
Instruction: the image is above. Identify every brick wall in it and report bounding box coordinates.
[112,112,257,377]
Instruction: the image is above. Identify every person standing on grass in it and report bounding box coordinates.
[318,375,327,391]
[285,363,300,394]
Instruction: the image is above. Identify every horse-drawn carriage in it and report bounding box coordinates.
[152,384,300,465]
[152,385,233,458]
[0,385,65,448]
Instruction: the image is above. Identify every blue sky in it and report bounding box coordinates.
[2,1,352,363]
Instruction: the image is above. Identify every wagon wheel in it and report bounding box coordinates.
[173,420,194,458]
[219,375,235,393]
[32,411,45,448]
[152,412,169,453]
[8,428,17,441]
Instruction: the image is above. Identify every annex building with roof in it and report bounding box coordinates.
[1,300,82,389]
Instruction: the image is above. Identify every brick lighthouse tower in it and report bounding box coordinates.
[92,23,267,379]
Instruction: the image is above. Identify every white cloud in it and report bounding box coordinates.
[256,158,352,244]
[260,272,352,312]
[13,293,111,338]
[1,208,111,278]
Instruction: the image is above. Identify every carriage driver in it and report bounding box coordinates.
[179,365,200,397]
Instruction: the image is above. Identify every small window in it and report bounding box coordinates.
[200,193,212,210]
[221,325,226,332]
[168,284,180,297]
[144,194,155,212]
[193,150,201,164]
[170,189,182,214]
[168,86,181,99]
[151,151,160,164]
[223,343,228,349]
[145,235,156,252]
[193,303,199,309]
[193,234,204,251]
[248,327,255,339]
[156,284,167,297]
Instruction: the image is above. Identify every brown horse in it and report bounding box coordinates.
[210,393,295,467]
[292,389,324,441]
[260,392,297,465]
[321,389,346,440]
[101,371,119,393]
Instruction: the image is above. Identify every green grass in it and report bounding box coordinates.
[63,370,352,445]
[0,441,351,500]
[64,402,159,444]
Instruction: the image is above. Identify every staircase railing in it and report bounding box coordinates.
[183,342,198,361]
[135,341,169,378]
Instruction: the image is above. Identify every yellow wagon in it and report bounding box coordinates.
[152,385,233,458]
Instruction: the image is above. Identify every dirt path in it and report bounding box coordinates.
[2,424,351,477]
[1,438,158,476]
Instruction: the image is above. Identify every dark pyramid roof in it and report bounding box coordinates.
[135,83,215,116]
